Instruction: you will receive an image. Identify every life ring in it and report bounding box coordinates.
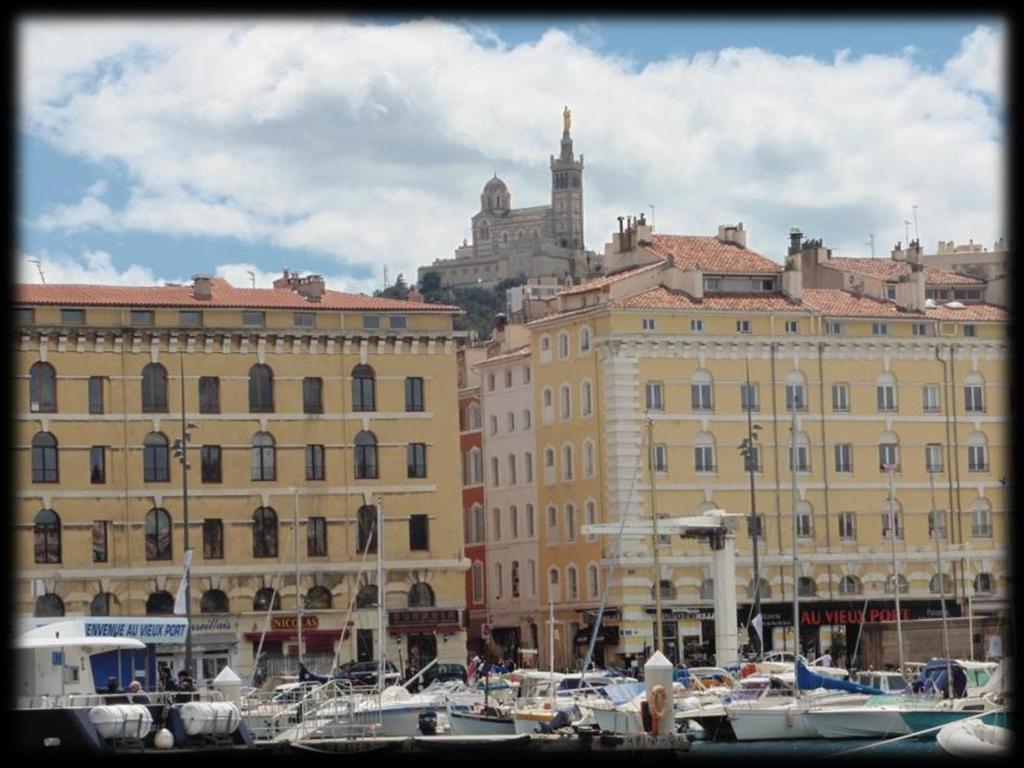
[741,663,758,678]
[649,684,668,720]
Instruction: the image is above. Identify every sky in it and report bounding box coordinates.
[17,16,1006,296]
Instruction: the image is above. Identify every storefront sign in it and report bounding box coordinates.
[388,609,460,628]
[574,626,620,645]
[644,607,715,621]
[81,618,189,644]
[190,616,236,634]
[270,615,319,631]
[738,600,962,628]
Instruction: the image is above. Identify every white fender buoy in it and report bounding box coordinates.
[154,728,175,749]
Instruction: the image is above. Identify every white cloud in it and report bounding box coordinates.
[19,248,173,285]
[20,19,1006,282]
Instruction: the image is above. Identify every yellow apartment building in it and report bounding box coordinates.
[528,218,1009,670]
[13,272,468,680]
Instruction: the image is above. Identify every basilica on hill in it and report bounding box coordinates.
[418,108,597,290]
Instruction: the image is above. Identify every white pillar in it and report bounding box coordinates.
[644,650,674,736]
[713,528,738,667]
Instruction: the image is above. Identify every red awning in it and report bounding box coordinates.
[387,625,461,635]
[242,629,348,642]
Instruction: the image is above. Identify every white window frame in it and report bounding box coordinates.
[645,381,664,412]
[832,383,850,412]
[834,443,853,473]
[838,511,856,541]
[923,384,941,413]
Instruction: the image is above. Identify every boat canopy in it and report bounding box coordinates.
[16,620,146,651]
[795,658,884,695]
[603,682,648,706]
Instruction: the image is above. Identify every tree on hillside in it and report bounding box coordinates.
[374,273,409,300]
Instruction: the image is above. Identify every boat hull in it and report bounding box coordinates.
[726,705,818,741]
[447,710,516,736]
[802,707,910,739]
[589,706,643,735]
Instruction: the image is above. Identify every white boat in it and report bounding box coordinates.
[351,681,460,737]
[801,695,913,739]
[937,715,1012,758]
[446,705,516,735]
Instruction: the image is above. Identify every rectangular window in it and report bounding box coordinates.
[14,307,34,325]
[882,510,903,539]
[306,444,326,481]
[308,517,327,556]
[834,443,853,473]
[928,510,946,539]
[487,374,495,392]
[490,456,500,486]
[524,452,533,483]
[92,521,109,562]
[507,454,517,485]
[405,377,425,411]
[409,514,429,550]
[825,320,844,335]
[872,322,889,336]
[200,445,222,483]
[645,381,664,411]
[694,445,715,473]
[741,382,759,411]
[199,376,220,414]
[504,369,513,388]
[203,519,224,559]
[832,383,849,412]
[912,322,933,336]
[403,443,425,478]
[736,320,751,334]
[294,312,315,328]
[963,324,977,337]
[923,384,941,413]
[389,315,407,329]
[838,511,856,541]
[642,318,656,330]
[704,277,721,291]
[690,319,704,332]
[242,311,264,327]
[303,377,323,413]
[61,308,85,325]
[968,445,988,472]
[885,284,897,300]
[523,366,531,384]
[653,444,668,472]
[965,385,984,412]
[691,383,713,411]
[879,444,900,471]
[90,446,106,484]
[179,310,203,327]
[362,314,381,330]
[877,384,897,412]
[789,445,810,473]
[89,376,104,414]
[926,444,944,473]
[785,320,799,334]
[786,384,806,411]
[797,510,813,538]
[131,310,154,326]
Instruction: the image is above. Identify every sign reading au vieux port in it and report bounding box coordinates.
[270,615,319,631]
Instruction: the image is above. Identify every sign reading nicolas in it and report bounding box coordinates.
[270,615,319,631]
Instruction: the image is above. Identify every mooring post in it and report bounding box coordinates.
[643,650,673,737]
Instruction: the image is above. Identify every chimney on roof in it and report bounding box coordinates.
[891,241,905,261]
[905,238,923,266]
[191,274,214,300]
[717,222,747,248]
[894,262,926,312]
[273,269,326,302]
[408,285,424,303]
[782,247,803,303]
[788,228,803,255]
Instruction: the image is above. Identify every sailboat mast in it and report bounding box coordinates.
[790,394,800,665]
[377,495,385,692]
[930,472,953,688]
[647,417,663,653]
[549,599,555,710]
[887,467,906,674]
[294,487,303,667]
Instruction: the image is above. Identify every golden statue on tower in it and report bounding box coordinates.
[563,105,571,133]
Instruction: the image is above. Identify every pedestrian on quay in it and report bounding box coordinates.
[159,667,178,692]
[128,680,152,704]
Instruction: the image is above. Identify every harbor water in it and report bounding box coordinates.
[688,738,944,759]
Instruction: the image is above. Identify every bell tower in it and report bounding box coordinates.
[550,106,584,250]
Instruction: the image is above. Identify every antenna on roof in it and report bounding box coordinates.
[383,264,389,290]
[866,234,875,257]
[28,259,45,284]
[911,205,919,242]
[648,204,655,229]
[903,220,912,246]
[246,270,255,289]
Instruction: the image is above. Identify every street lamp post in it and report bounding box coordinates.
[172,353,198,680]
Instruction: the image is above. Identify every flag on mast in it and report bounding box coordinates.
[751,613,764,644]
[173,548,194,615]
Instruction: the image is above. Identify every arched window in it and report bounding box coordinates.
[352,365,376,412]
[305,586,333,609]
[29,362,57,412]
[146,591,174,615]
[357,505,377,553]
[467,403,481,430]
[145,508,172,561]
[141,363,168,413]
[585,500,597,541]
[971,498,992,537]
[558,331,570,359]
[798,576,817,596]
[565,503,576,541]
[354,431,378,479]
[201,589,230,613]
[251,432,276,481]
[579,327,591,353]
[90,592,118,616]
[588,564,599,599]
[35,593,65,617]
[885,574,909,594]
[839,575,862,595]
[974,573,994,594]
[652,579,677,601]
[583,440,595,478]
[567,566,579,600]
[560,383,571,419]
[490,415,498,435]
[33,509,61,563]
[544,447,555,467]
[253,587,281,612]
[143,432,170,482]
[511,561,521,598]
[548,567,560,601]
[748,578,771,600]
[523,409,532,429]
[700,578,715,600]
[31,432,59,482]
[253,507,278,558]
[929,574,954,594]
[562,443,574,480]
[408,581,435,607]
[355,584,378,609]
[248,364,274,413]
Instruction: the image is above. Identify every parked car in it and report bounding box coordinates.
[420,663,468,687]
[337,660,401,688]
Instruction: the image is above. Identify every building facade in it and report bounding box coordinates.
[14,273,469,681]
[418,109,595,290]
[526,218,1009,669]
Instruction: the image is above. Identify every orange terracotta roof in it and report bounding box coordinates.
[14,278,461,313]
[558,260,665,296]
[611,287,810,313]
[644,235,783,274]
[802,289,1007,321]
[476,345,532,367]
[825,258,983,285]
